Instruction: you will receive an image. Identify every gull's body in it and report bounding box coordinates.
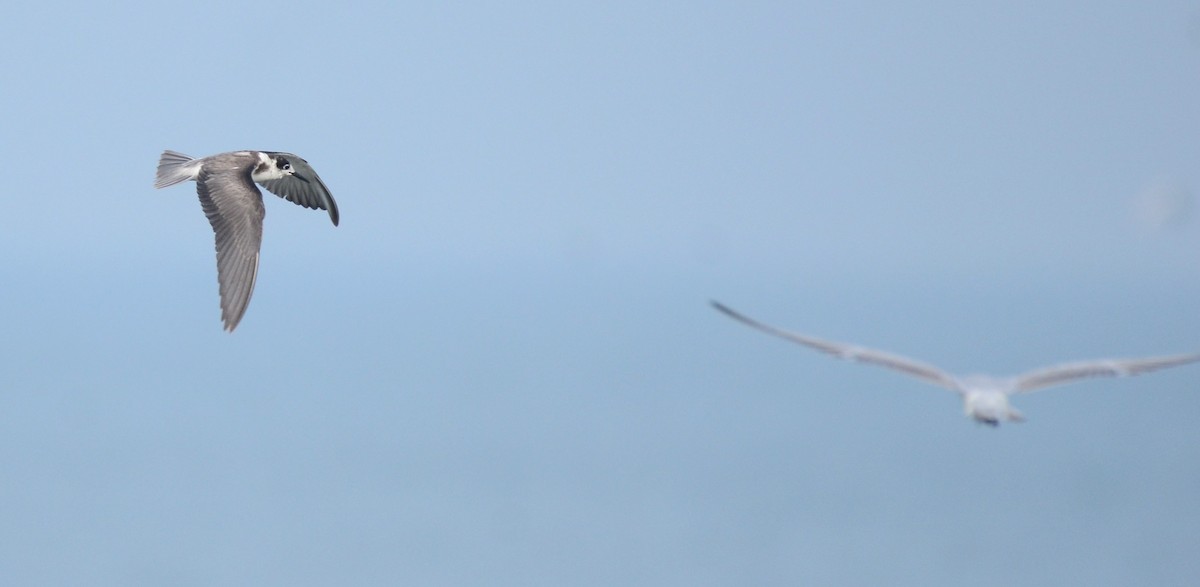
[155,150,339,331]
[712,301,1200,425]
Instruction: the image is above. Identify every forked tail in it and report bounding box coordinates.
[154,150,198,188]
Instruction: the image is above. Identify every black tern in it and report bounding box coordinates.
[155,150,339,331]
[712,301,1200,425]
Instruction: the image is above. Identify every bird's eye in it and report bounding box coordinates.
[283,163,292,171]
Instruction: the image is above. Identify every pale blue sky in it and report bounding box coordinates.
[2,2,1200,585]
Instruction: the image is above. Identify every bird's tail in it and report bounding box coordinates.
[154,150,198,188]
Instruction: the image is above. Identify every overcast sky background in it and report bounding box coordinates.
[3,2,1200,585]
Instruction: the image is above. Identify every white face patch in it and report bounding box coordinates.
[250,152,287,182]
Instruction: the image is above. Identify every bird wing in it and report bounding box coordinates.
[256,153,340,226]
[196,167,266,332]
[711,301,963,393]
[1013,352,1200,394]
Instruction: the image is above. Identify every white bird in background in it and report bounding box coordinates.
[711,301,1200,425]
[155,150,339,331]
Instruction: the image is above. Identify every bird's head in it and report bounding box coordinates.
[271,154,310,183]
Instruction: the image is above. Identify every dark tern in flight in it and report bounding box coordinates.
[712,301,1200,425]
[155,150,339,331]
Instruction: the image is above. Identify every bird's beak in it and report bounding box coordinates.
[293,174,310,183]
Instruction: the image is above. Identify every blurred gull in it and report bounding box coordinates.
[712,301,1200,425]
[1133,178,1193,232]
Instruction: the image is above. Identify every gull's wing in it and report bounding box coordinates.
[196,167,265,332]
[1013,352,1200,394]
[711,301,963,393]
[256,152,340,226]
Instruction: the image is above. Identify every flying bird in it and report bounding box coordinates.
[711,301,1200,425]
[155,150,339,331]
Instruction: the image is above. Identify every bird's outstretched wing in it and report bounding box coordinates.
[257,152,340,226]
[1013,352,1200,394]
[711,301,962,393]
[196,168,265,332]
